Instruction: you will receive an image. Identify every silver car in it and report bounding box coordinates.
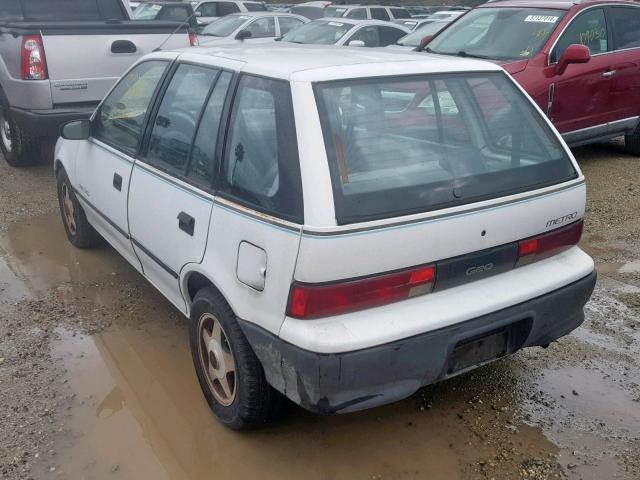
[199,12,307,45]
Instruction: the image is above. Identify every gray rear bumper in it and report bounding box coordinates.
[10,105,97,137]
[240,270,597,414]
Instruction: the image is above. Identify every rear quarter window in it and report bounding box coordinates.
[315,73,577,224]
[15,0,126,20]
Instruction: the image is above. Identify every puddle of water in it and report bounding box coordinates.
[43,320,562,480]
[0,213,138,299]
[527,365,640,480]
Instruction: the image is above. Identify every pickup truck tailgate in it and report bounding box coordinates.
[39,22,191,105]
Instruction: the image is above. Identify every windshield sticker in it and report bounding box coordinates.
[328,22,344,27]
[524,15,559,23]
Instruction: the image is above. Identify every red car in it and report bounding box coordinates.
[424,0,640,153]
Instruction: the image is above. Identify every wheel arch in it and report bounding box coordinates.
[182,267,234,318]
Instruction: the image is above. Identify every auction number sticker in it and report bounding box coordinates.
[524,15,559,23]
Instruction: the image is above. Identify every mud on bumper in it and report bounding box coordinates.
[239,270,597,415]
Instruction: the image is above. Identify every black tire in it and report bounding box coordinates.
[189,287,281,430]
[0,90,40,167]
[56,168,102,248]
[625,128,640,156]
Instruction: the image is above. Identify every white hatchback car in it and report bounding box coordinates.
[54,44,596,429]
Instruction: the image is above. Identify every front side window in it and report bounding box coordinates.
[428,8,565,60]
[221,76,303,222]
[197,2,218,17]
[348,26,380,47]
[157,6,190,22]
[145,64,218,175]
[315,73,576,224]
[345,8,366,19]
[202,15,250,37]
[281,20,352,45]
[552,8,608,62]
[610,6,640,50]
[370,8,390,21]
[93,61,168,155]
[278,16,305,35]
[378,26,407,46]
[246,17,276,38]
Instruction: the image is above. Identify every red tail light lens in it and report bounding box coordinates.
[287,265,436,320]
[21,35,48,80]
[189,31,198,47]
[518,219,583,266]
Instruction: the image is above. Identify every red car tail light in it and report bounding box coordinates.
[189,31,198,47]
[21,35,48,80]
[517,219,583,266]
[287,265,436,320]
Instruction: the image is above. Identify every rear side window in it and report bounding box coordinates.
[370,8,390,21]
[220,75,303,222]
[218,2,241,15]
[244,2,267,12]
[0,0,22,20]
[390,8,411,19]
[609,6,640,50]
[14,0,126,20]
[552,8,608,61]
[93,61,168,155]
[315,73,576,224]
[145,64,218,175]
[188,72,232,188]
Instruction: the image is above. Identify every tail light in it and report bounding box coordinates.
[517,219,583,266]
[189,31,198,47]
[287,264,435,320]
[21,35,48,80]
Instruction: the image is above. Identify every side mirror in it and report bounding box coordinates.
[418,35,433,50]
[195,10,202,17]
[235,29,252,41]
[555,43,590,75]
[348,40,365,47]
[61,119,90,141]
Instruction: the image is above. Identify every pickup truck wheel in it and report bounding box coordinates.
[0,92,39,168]
[624,128,640,156]
[189,287,281,430]
[56,169,101,248]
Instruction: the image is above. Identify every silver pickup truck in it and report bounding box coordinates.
[0,0,195,167]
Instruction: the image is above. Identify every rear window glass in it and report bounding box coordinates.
[315,73,576,224]
[3,0,127,21]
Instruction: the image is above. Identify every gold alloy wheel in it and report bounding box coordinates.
[61,183,77,235]
[198,313,237,406]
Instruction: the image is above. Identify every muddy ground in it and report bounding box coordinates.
[0,140,639,480]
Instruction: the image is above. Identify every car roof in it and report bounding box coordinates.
[317,17,409,27]
[480,0,640,9]
[226,11,301,17]
[168,43,502,81]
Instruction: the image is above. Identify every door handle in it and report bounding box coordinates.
[602,70,617,78]
[178,212,195,236]
[113,173,122,191]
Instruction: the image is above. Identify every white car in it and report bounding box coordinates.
[323,4,411,21]
[199,12,307,45]
[191,0,267,26]
[280,18,410,47]
[54,44,596,429]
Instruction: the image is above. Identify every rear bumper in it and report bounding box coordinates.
[240,269,596,414]
[10,105,97,137]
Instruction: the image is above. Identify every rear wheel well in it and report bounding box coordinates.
[186,272,216,304]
